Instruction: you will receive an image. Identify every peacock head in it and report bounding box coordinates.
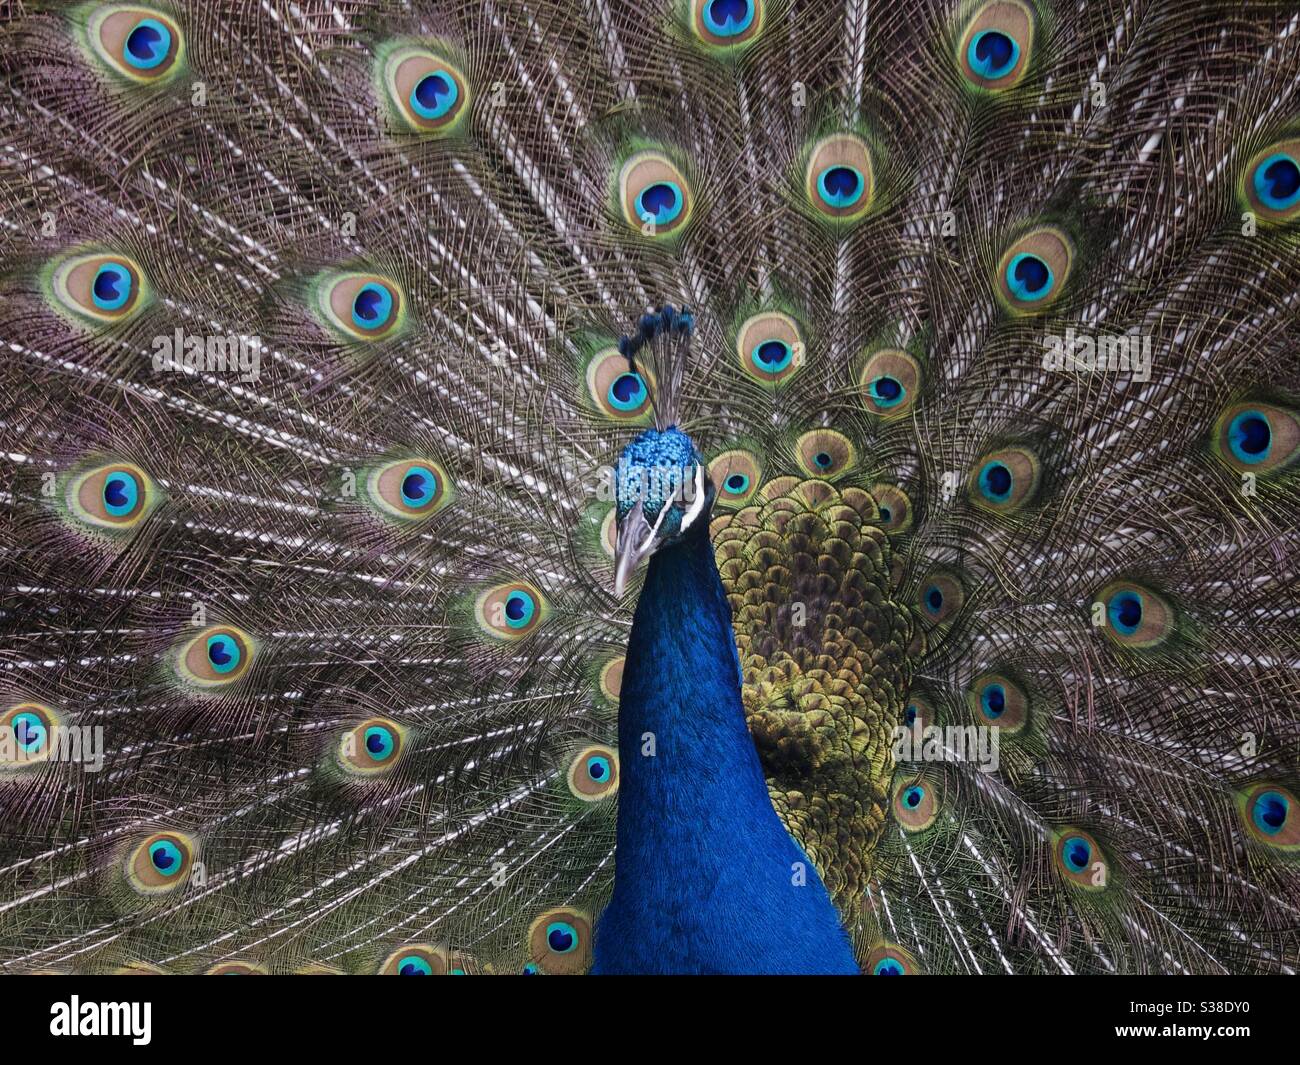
[613,425,715,597]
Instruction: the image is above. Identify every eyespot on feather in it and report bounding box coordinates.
[870,483,913,533]
[1211,402,1299,474]
[892,777,939,832]
[957,0,1034,90]
[968,446,1041,511]
[859,349,920,418]
[967,671,1027,733]
[804,134,875,222]
[567,745,619,801]
[919,571,964,625]
[996,227,1072,313]
[1095,580,1173,649]
[338,717,405,775]
[736,312,803,386]
[598,656,624,703]
[0,703,61,769]
[618,151,693,237]
[1241,139,1300,223]
[586,347,655,420]
[86,6,184,83]
[315,272,405,341]
[476,582,548,639]
[1238,784,1300,850]
[527,909,592,974]
[380,944,449,975]
[365,458,452,520]
[709,449,762,506]
[66,461,158,532]
[1053,828,1109,891]
[176,625,256,687]
[126,831,195,894]
[381,46,470,134]
[689,0,765,50]
[49,253,150,326]
[795,429,857,479]
[865,943,920,975]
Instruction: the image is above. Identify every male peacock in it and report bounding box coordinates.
[0,0,1298,976]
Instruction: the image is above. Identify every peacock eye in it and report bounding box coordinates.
[957,0,1034,90]
[338,717,404,774]
[598,656,625,704]
[585,347,655,420]
[795,429,856,479]
[381,46,470,134]
[967,672,1027,733]
[737,312,803,385]
[476,582,548,639]
[380,945,447,975]
[528,909,592,974]
[1242,139,1300,222]
[1,703,60,768]
[899,693,933,735]
[86,6,184,83]
[691,0,764,48]
[1239,784,1300,849]
[66,461,158,533]
[1054,828,1108,890]
[870,483,913,533]
[996,227,1072,313]
[315,272,405,341]
[859,348,921,418]
[1096,580,1173,648]
[127,831,195,894]
[521,962,540,975]
[919,572,964,625]
[969,446,1041,511]
[866,944,919,975]
[892,778,939,832]
[1211,403,1299,473]
[567,745,619,801]
[708,449,761,506]
[618,151,692,236]
[364,458,452,521]
[48,253,150,325]
[177,625,256,688]
[805,134,874,221]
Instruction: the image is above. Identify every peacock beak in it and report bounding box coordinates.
[613,497,655,599]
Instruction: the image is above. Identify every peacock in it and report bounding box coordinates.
[0,0,1297,976]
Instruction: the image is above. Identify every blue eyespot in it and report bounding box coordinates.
[410,71,459,120]
[206,633,241,674]
[149,839,184,876]
[398,955,433,975]
[521,962,540,975]
[1226,410,1272,464]
[978,460,1013,503]
[1251,790,1289,836]
[11,712,48,753]
[92,263,133,311]
[879,506,892,522]
[504,590,537,629]
[364,725,395,761]
[816,165,864,209]
[586,755,611,783]
[546,921,578,954]
[724,472,750,495]
[703,0,755,37]
[868,375,905,408]
[1061,835,1092,874]
[813,451,833,470]
[635,182,684,227]
[1005,253,1053,302]
[1107,590,1143,635]
[607,372,648,412]
[968,29,1019,80]
[125,18,172,71]
[903,704,917,727]
[400,465,438,508]
[352,282,394,330]
[872,958,905,975]
[923,585,944,616]
[902,785,924,809]
[1253,152,1300,212]
[980,683,1006,720]
[103,471,140,517]
[752,339,793,374]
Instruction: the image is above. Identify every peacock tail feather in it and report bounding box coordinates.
[0,0,1298,974]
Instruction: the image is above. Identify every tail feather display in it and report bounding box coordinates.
[0,0,1297,975]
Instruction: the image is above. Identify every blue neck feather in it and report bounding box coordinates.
[592,524,858,974]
